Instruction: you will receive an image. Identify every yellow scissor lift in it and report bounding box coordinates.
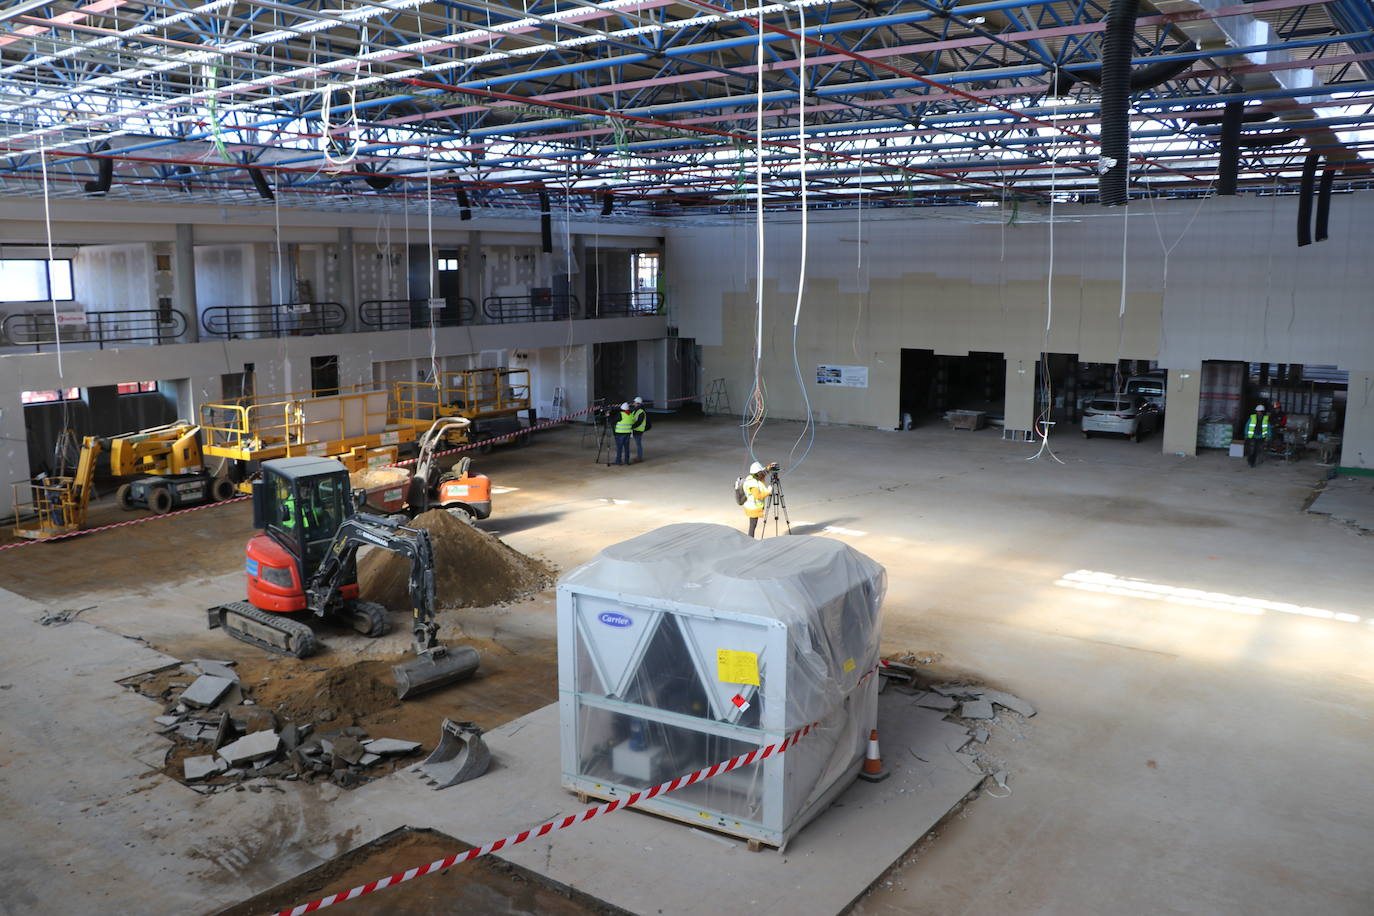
[200,385,417,492]
[390,368,535,451]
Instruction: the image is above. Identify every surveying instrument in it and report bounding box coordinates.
[760,462,792,537]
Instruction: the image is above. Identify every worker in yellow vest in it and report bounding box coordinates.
[613,402,635,466]
[741,461,773,537]
[1244,404,1271,468]
[630,396,648,463]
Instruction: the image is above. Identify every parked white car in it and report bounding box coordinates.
[1124,373,1167,413]
[1082,396,1160,441]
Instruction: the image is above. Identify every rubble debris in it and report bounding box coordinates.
[213,712,232,750]
[363,738,421,756]
[982,690,1036,718]
[153,714,182,729]
[972,727,990,744]
[218,730,281,766]
[331,736,366,766]
[191,659,239,681]
[359,753,381,767]
[958,699,995,720]
[180,674,234,708]
[913,693,957,711]
[184,755,228,781]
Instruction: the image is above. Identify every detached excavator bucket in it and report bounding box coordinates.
[415,719,491,789]
[393,643,480,700]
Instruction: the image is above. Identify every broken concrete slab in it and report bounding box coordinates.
[229,706,277,734]
[981,690,1036,718]
[972,727,990,744]
[359,753,381,767]
[933,684,983,698]
[212,683,244,710]
[183,755,227,781]
[217,730,280,766]
[153,714,182,728]
[331,736,365,766]
[190,659,238,681]
[362,738,421,756]
[179,674,234,708]
[279,724,300,751]
[914,693,957,711]
[958,699,995,719]
[213,712,232,750]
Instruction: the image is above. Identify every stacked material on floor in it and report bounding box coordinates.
[1198,417,1234,449]
[557,523,886,849]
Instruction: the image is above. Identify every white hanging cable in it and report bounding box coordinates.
[38,135,62,379]
[1028,73,1063,464]
[741,5,768,461]
[320,25,367,170]
[785,0,814,473]
[426,149,439,385]
[561,187,577,365]
[1114,200,1130,397]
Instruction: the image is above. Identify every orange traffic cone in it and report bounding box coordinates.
[858,728,889,783]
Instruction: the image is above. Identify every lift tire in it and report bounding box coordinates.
[149,487,173,514]
[348,600,391,638]
[1082,431,1092,439]
[477,440,494,455]
[211,477,236,501]
[446,505,474,524]
[116,483,135,511]
[515,430,532,447]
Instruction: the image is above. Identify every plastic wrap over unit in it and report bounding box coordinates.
[557,523,887,848]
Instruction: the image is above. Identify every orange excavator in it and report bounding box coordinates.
[207,456,479,698]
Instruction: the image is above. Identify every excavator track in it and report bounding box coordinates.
[208,601,320,658]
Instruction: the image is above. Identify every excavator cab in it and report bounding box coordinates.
[253,458,352,577]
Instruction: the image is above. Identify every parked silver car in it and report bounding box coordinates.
[1082,396,1159,441]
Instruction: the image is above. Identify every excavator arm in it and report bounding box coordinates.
[306,513,440,655]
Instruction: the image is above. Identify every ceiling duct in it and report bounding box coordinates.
[246,166,274,200]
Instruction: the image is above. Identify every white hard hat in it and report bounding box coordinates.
[749,461,765,475]
[1256,404,1265,411]
[633,396,643,404]
[620,402,630,411]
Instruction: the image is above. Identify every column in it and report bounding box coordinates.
[174,224,199,342]
[1341,369,1374,470]
[1003,354,1037,439]
[0,393,29,518]
[1161,366,1202,457]
[338,227,357,333]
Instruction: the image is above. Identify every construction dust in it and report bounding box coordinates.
[359,509,551,612]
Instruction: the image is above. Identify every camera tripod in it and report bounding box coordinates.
[760,468,792,537]
[591,401,614,466]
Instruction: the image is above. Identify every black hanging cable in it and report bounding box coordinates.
[600,192,614,216]
[247,166,274,200]
[539,190,552,253]
[456,186,472,221]
[1315,167,1335,242]
[1217,101,1244,196]
[83,146,113,195]
[1297,152,1318,247]
[1097,0,1140,206]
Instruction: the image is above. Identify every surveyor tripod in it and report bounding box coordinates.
[760,468,792,537]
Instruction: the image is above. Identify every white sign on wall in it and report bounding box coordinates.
[816,364,868,388]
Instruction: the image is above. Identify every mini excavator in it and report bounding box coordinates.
[208,456,479,699]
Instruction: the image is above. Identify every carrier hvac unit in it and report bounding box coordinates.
[557,523,886,849]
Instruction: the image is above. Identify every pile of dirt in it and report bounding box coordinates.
[350,466,410,490]
[358,509,551,612]
[265,659,401,727]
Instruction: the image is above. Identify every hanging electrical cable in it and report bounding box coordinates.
[426,148,439,386]
[785,0,814,474]
[740,1,768,462]
[38,135,62,379]
[1028,73,1063,464]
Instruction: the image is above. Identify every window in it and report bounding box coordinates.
[436,258,460,272]
[633,252,660,290]
[21,388,80,405]
[0,259,74,302]
[117,381,157,395]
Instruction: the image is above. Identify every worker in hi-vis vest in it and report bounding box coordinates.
[742,461,773,537]
[613,402,635,466]
[1244,403,1271,468]
[630,396,648,463]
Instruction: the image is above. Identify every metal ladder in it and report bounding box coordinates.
[704,378,731,416]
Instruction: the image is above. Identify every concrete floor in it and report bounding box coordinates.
[2,414,1371,914]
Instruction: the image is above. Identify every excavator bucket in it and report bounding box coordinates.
[414,719,491,789]
[392,643,480,700]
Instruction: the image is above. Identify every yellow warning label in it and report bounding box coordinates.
[843,657,857,673]
[717,649,760,686]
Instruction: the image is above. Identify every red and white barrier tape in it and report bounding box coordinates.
[276,716,816,916]
[0,394,705,552]
[0,495,251,552]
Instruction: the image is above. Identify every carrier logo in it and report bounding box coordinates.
[597,612,632,628]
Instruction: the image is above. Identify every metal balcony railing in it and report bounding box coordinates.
[358,297,476,330]
[482,294,580,323]
[0,308,188,350]
[591,291,663,318]
[200,302,346,339]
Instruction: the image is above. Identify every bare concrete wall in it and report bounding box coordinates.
[668,193,1374,460]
